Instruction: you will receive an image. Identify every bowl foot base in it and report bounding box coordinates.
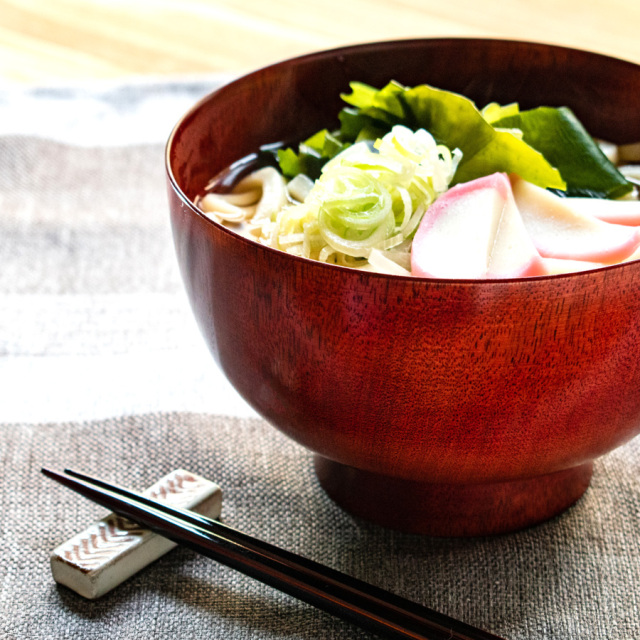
[314,456,593,536]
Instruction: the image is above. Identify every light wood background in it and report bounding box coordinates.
[2,0,640,83]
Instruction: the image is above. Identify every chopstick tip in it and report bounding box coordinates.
[41,467,73,482]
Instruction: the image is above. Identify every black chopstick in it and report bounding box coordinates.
[42,467,506,640]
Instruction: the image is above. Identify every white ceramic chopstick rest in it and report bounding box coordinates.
[50,469,222,599]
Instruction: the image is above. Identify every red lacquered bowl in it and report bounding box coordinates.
[166,39,640,536]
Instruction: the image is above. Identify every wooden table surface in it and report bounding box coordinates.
[2,0,640,83]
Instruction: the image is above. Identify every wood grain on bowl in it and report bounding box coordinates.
[167,39,640,536]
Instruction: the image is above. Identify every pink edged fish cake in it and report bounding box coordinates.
[511,176,640,263]
[411,173,545,279]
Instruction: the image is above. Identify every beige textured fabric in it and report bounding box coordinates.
[1,79,639,639]
[1,413,639,639]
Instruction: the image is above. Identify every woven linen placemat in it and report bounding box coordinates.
[1,412,639,640]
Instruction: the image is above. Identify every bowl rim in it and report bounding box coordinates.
[165,36,640,286]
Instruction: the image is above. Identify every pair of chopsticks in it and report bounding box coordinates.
[42,468,506,640]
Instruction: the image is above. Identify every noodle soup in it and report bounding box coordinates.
[196,81,640,279]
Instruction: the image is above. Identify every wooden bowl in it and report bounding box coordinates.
[166,39,640,536]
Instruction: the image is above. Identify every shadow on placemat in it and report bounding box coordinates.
[1,412,639,639]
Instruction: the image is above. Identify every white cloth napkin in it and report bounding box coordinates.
[0,75,258,422]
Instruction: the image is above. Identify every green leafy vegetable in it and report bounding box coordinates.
[277,80,633,199]
[341,80,408,125]
[493,107,633,198]
[277,129,350,180]
[399,83,565,190]
[481,101,520,124]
